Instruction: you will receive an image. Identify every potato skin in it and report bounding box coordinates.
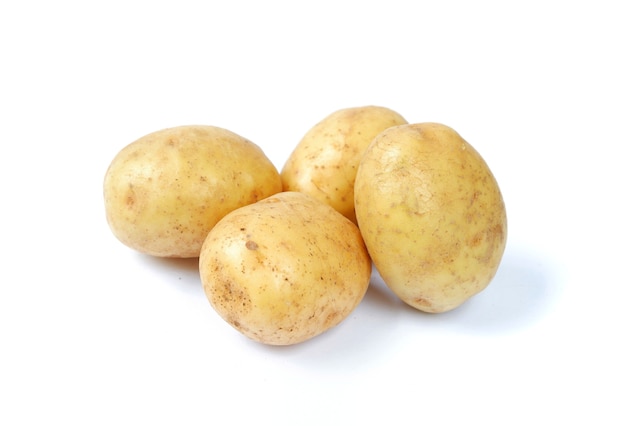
[281,106,407,223]
[199,191,371,345]
[103,125,282,258]
[354,123,507,313]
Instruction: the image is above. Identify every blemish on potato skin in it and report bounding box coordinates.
[245,240,258,250]
[412,297,433,310]
[323,311,341,328]
[469,233,483,247]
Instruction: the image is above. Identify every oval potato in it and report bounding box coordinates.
[199,191,371,345]
[103,125,282,258]
[281,106,407,223]
[354,123,507,313]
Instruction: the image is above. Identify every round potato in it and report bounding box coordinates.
[104,125,282,258]
[281,106,407,223]
[354,123,507,313]
[199,191,371,345]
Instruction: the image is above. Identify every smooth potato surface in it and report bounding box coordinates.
[199,191,371,345]
[354,123,507,313]
[281,106,407,223]
[104,125,282,258]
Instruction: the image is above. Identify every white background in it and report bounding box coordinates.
[2,1,624,424]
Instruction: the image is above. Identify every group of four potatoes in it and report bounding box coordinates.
[103,106,507,346]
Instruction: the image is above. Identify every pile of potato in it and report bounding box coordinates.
[103,106,507,345]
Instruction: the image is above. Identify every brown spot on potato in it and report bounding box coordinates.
[413,297,433,309]
[469,233,483,247]
[324,310,340,327]
[246,240,258,250]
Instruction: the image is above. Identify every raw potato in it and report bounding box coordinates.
[354,123,507,313]
[281,106,407,223]
[103,125,282,258]
[199,191,371,345]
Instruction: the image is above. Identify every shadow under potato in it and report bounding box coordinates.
[133,243,556,350]
[135,253,203,295]
[399,245,558,334]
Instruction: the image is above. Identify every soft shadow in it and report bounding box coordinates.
[414,245,560,334]
[135,254,203,297]
[251,244,559,364]
[142,255,200,273]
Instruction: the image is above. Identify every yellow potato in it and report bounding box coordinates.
[199,191,371,345]
[281,106,407,223]
[103,125,282,258]
[354,123,507,313]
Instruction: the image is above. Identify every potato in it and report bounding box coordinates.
[199,191,371,345]
[354,123,507,313]
[281,106,407,223]
[103,125,282,258]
